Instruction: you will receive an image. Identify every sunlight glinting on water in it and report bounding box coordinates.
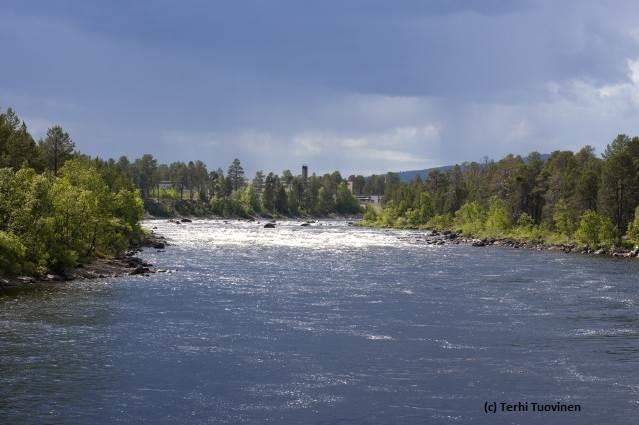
[150,219,426,250]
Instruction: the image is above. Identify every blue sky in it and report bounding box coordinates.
[3,0,639,175]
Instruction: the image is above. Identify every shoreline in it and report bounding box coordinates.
[0,232,171,290]
[367,225,639,259]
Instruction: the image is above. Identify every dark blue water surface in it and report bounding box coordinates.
[2,220,639,424]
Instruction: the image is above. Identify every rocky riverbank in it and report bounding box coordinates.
[414,229,639,258]
[0,232,171,289]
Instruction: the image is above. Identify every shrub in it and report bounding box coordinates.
[575,210,617,247]
[484,197,512,235]
[454,201,484,235]
[0,231,26,276]
[626,206,639,245]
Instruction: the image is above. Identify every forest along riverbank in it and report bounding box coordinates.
[0,231,170,289]
[409,228,639,258]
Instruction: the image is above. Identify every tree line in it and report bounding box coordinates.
[0,108,145,277]
[362,136,639,249]
[111,155,364,218]
[0,106,366,276]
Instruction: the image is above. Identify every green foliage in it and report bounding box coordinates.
[0,147,144,277]
[517,212,534,229]
[0,231,26,276]
[484,197,512,234]
[39,125,76,174]
[575,210,616,247]
[362,204,378,222]
[360,135,639,249]
[626,206,639,245]
[241,184,262,214]
[0,108,38,171]
[416,192,434,223]
[552,199,576,236]
[454,201,484,235]
[426,214,454,229]
[335,182,361,214]
[227,158,245,192]
[316,187,334,215]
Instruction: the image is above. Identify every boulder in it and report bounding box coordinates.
[471,239,486,247]
[17,276,36,284]
[180,218,192,223]
[300,222,311,227]
[264,223,276,228]
[130,266,150,275]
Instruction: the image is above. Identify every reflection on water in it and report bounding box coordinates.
[1,219,639,424]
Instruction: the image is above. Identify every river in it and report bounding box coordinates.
[1,219,638,424]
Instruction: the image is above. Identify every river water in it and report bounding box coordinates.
[1,219,639,424]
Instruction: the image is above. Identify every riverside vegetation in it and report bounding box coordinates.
[0,107,361,279]
[5,103,639,279]
[360,136,639,255]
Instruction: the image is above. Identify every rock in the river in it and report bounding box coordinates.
[17,276,36,284]
[264,223,276,228]
[142,233,168,249]
[300,222,311,227]
[471,239,486,247]
[130,266,150,275]
[181,218,192,223]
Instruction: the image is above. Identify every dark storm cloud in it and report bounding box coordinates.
[2,1,639,174]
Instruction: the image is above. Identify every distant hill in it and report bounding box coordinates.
[395,165,455,182]
[394,154,550,182]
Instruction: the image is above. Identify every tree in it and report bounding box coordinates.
[626,206,639,245]
[575,210,616,247]
[598,135,639,239]
[281,169,293,185]
[335,182,361,214]
[40,125,75,174]
[241,184,261,214]
[316,186,334,214]
[274,178,288,214]
[553,198,576,236]
[485,197,512,234]
[0,108,38,170]
[455,201,484,235]
[132,154,158,198]
[227,158,245,192]
[252,170,265,194]
[262,173,276,212]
